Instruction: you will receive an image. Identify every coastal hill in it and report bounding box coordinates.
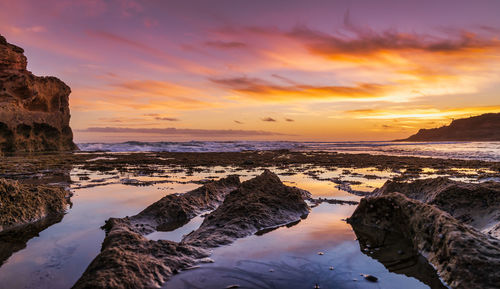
[398,113,500,141]
[0,35,76,152]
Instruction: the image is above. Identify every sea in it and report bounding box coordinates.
[78,141,500,162]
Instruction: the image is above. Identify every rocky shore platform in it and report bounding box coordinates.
[72,170,311,289]
[0,150,498,288]
[349,178,500,289]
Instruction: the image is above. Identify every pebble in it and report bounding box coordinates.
[314,284,320,289]
[269,269,274,272]
[329,266,334,270]
[226,285,240,289]
[361,274,378,282]
[200,258,215,263]
[317,252,324,255]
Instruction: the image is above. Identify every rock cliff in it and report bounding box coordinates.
[0,35,77,152]
[398,113,500,141]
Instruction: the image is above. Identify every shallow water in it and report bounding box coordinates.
[0,163,469,289]
[165,204,445,289]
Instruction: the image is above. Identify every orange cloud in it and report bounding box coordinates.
[71,79,216,112]
[210,76,391,101]
[344,105,500,120]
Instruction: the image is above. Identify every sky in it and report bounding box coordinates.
[1,0,499,142]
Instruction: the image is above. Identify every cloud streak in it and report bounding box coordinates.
[210,76,390,101]
[79,127,288,137]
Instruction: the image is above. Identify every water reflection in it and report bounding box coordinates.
[165,204,433,289]
[0,163,459,289]
[349,223,449,289]
[0,215,63,267]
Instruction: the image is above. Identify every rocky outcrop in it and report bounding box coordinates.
[374,177,500,238]
[398,113,500,141]
[0,178,70,265]
[0,178,70,232]
[0,35,77,152]
[73,171,311,289]
[130,175,241,234]
[73,217,210,289]
[350,223,449,289]
[349,178,500,289]
[183,170,310,247]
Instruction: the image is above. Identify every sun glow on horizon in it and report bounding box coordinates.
[1,0,499,142]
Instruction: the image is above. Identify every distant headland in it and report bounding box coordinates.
[397,113,500,141]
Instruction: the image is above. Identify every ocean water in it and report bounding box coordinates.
[78,141,500,162]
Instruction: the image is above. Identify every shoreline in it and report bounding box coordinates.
[0,150,498,288]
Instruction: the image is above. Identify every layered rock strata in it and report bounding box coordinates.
[0,35,76,152]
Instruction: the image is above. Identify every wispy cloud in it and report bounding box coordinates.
[204,40,246,49]
[261,117,277,122]
[154,117,179,121]
[210,76,389,101]
[344,105,500,119]
[79,127,288,137]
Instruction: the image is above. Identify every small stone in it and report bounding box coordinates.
[314,284,320,289]
[226,285,240,289]
[318,252,324,255]
[329,266,334,270]
[269,269,274,272]
[362,274,378,282]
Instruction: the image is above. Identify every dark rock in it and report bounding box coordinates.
[130,174,241,234]
[73,171,311,289]
[349,188,500,289]
[397,113,500,141]
[362,274,378,282]
[182,170,310,247]
[373,177,500,238]
[0,178,70,232]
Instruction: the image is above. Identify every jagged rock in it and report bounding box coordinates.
[349,178,500,289]
[72,217,210,289]
[72,175,241,289]
[0,178,70,232]
[398,113,500,141]
[130,175,241,234]
[0,34,77,152]
[350,223,448,289]
[183,170,310,247]
[374,177,500,238]
[73,171,311,289]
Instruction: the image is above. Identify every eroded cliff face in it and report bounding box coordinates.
[0,35,77,152]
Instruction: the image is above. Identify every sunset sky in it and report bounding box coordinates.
[1,0,499,142]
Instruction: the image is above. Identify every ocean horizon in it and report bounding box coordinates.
[77,140,500,162]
